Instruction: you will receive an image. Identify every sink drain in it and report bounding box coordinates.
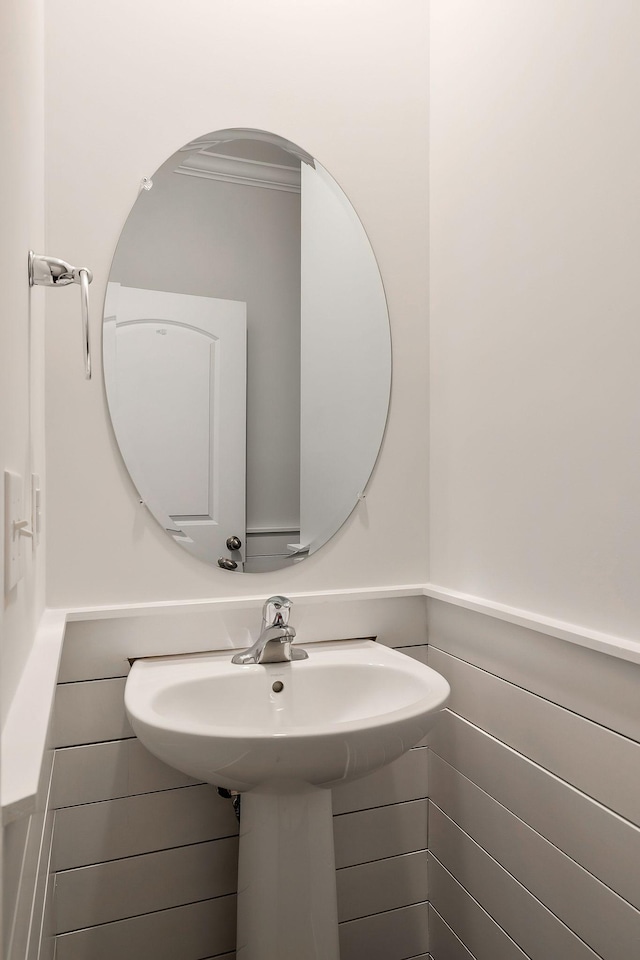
[272,681,284,693]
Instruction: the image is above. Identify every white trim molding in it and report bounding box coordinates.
[61,583,640,665]
[423,583,640,666]
[1,610,66,825]
[63,584,427,622]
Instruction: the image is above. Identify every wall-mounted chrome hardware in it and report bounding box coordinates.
[218,557,238,570]
[226,536,242,551]
[28,250,93,379]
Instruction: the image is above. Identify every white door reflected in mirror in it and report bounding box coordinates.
[105,284,247,564]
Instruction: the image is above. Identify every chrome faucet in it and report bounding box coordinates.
[231,596,309,665]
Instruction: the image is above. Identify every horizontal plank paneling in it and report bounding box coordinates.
[53,679,132,747]
[430,804,601,960]
[54,894,236,960]
[337,852,428,922]
[54,837,238,933]
[429,711,640,910]
[334,800,427,869]
[52,783,237,871]
[200,944,431,960]
[51,751,429,872]
[25,805,55,960]
[429,905,476,960]
[428,854,528,960]
[51,739,198,808]
[430,647,640,825]
[33,870,56,960]
[5,751,55,960]
[430,712,640,908]
[333,747,428,815]
[428,600,640,742]
[339,903,428,960]
[3,815,31,957]
[430,753,640,960]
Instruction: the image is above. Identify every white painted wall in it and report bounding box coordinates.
[430,0,640,641]
[44,0,429,606]
[0,0,46,722]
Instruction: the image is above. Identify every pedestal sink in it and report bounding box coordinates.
[125,638,450,960]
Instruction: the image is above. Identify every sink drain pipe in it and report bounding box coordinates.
[217,787,242,822]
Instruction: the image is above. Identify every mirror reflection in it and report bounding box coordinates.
[103,129,391,572]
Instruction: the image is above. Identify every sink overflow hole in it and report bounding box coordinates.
[272,681,284,693]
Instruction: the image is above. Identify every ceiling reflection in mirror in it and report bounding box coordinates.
[103,129,391,572]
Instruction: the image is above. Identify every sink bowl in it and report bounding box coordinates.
[125,638,450,792]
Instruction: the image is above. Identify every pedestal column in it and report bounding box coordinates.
[236,781,340,960]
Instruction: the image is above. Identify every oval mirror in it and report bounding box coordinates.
[103,129,391,572]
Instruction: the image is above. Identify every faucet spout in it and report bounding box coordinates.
[231,597,309,665]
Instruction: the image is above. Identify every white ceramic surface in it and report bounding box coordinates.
[125,638,450,792]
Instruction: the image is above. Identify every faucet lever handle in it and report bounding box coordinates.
[263,595,292,627]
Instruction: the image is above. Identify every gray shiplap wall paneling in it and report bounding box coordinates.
[334,800,427,869]
[428,600,640,742]
[428,854,529,960]
[429,647,640,825]
[53,804,428,936]
[427,601,640,960]
[53,678,132,746]
[429,754,640,960]
[54,895,237,960]
[51,738,197,808]
[428,905,476,960]
[52,746,428,873]
[336,851,428,922]
[3,816,31,957]
[338,903,429,960]
[54,837,239,933]
[430,805,601,960]
[52,784,238,871]
[429,711,640,909]
[4,751,56,960]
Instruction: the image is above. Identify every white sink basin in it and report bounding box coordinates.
[125,638,450,792]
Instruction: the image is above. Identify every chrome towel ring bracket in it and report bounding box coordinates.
[28,251,93,379]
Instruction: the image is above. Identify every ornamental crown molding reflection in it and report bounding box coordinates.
[175,150,301,193]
